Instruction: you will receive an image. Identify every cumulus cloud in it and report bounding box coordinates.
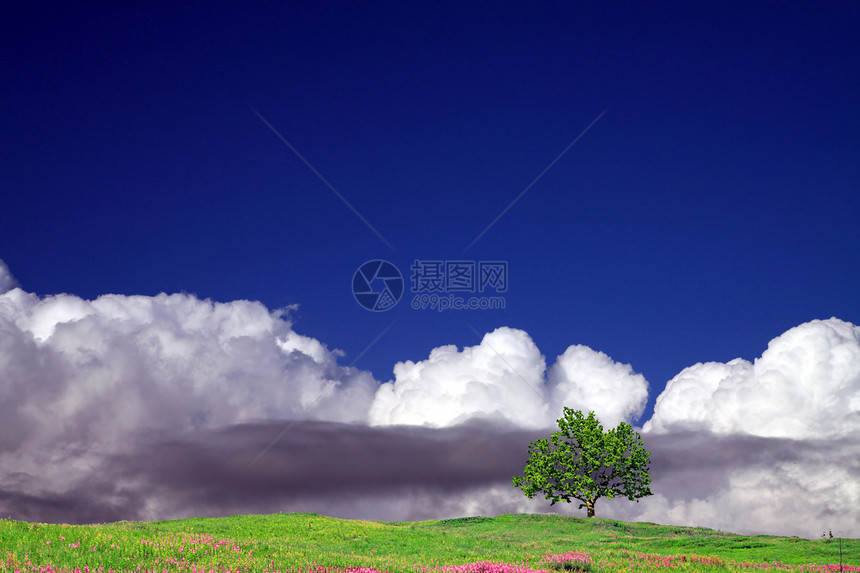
[548,345,649,428]
[645,318,860,438]
[368,327,649,429]
[369,327,552,428]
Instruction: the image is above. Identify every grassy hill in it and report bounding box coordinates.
[1,513,856,573]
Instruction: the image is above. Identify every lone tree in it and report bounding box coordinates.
[512,407,652,518]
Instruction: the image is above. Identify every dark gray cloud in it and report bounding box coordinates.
[106,420,537,509]
[645,431,860,500]
[604,431,860,537]
[0,419,540,524]
[2,419,857,539]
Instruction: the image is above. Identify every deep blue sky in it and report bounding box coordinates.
[3,2,858,424]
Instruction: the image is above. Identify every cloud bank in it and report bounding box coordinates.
[0,258,857,538]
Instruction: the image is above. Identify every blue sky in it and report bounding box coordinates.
[5,2,857,417]
[1,2,859,533]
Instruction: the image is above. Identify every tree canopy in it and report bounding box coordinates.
[512,408,652,517]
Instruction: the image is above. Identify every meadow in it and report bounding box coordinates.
[0,513,856,573]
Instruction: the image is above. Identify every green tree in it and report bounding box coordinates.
[512,407,653,518]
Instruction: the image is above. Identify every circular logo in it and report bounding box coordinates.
[352,260,404,311]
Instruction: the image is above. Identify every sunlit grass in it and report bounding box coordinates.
[0,513,856,573]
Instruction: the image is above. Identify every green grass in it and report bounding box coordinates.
[0,512,856,573]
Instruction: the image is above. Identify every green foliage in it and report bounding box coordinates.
[512,408,653,517]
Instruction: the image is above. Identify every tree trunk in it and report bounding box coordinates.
[586,498,596,518]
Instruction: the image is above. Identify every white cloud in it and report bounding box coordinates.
[368,327,650,429]
[644,318,860,438]
[548,345,649,428]
[369,327,553,428]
